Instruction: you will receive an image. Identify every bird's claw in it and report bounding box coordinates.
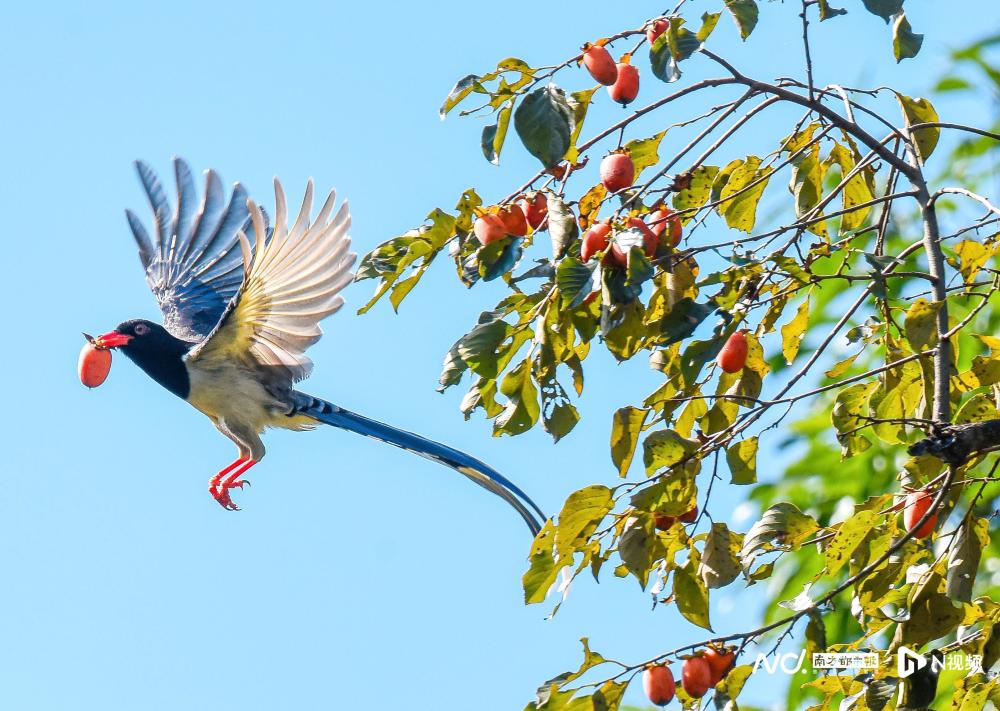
[207,459,257,512]
[210,485,241,511]
[209,479,250,511]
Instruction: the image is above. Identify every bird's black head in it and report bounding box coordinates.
[94,319,193,399]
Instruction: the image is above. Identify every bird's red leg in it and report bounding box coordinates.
[221,460,256,492]
[208,458,256,511]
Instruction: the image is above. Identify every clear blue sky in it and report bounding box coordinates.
[1,2,997,710]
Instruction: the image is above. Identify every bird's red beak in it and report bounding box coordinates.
[93,331,133,349]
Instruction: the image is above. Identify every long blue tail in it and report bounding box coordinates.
[291,392,546,536]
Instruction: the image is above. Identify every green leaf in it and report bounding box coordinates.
[514,84,574,168]
[824,510,877,575]
[697,12,722,41]
[955,392,999,424]
[649,34,680,83]
[898,590,963,648]
[780,296,811,365]
[625,247,654,290]
[817,0,847,20]
[790,145,828,236]
[456,319,511,379]
[860,0,902,22]
[718,155,771,232]
[643,429,699,475]
[945,516,988,602]
[831,381,877,457]
[564,88,599,164]
[741,503,820,568]
[601,299,647,359]
[949,679,992,711]
[935,76,973,92]
[652,297,716,346]
[557,257,598,310]
[629,462,698,516]
[356,209,457,312]
[896,94,940,162]
[700,522,743,588]
[674,562,713,630]
[610,407,649,477]
[476,236,523,282]
[440,74,483,118]
[726,437,759,484]
[495,358,540,436]
[955,239,991,286]
[547,194,580,260]
[577,183,607,230]
[725,0,759,40]
[672,165,719,213]
[892,12,923,62]
[824,142,874,230]
[618,517,657,588]
[710,159,743,202]
[623,131,667,179]
[715,666,753,709]
[523,520,560,604]
[555,486,613,555]
[667,17,702,61]
[539,377,580,443]
[438,341,468,391]
[676,394,707,438]
[481,104,513,165]
[871,360,922,444]
[904,298,940,352]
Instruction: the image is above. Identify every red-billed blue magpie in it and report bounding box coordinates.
[88,159,545,534]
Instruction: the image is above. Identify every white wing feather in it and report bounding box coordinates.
[189,178,356,382]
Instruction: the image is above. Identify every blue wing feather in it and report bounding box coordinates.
[126,158,260,342]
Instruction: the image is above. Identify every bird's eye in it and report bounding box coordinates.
[134,323,149,336]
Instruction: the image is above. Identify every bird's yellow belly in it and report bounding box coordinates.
[186,363,283,428]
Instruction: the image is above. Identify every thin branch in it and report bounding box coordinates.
[931,187,1000,217]
[500,78,739,204]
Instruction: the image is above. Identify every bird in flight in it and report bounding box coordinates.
[84,158,545,535]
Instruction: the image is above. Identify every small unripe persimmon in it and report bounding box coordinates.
[704,647,736,686]
[580,221,612,262]
[608,63,639,106]
[903,490,937,538]
[682,656,713,699]
[582,44,618,86]
[642,665,676,706]
[498,205,528,236]
[520,192,548,230]
[717,331,749,373]
[600,153,635,192]
[649,207,683,247]
[646,19,669,44]
[474,213,508,245]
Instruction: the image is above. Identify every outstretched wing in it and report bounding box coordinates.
[188,178,356,384]
[126,158,265,341]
